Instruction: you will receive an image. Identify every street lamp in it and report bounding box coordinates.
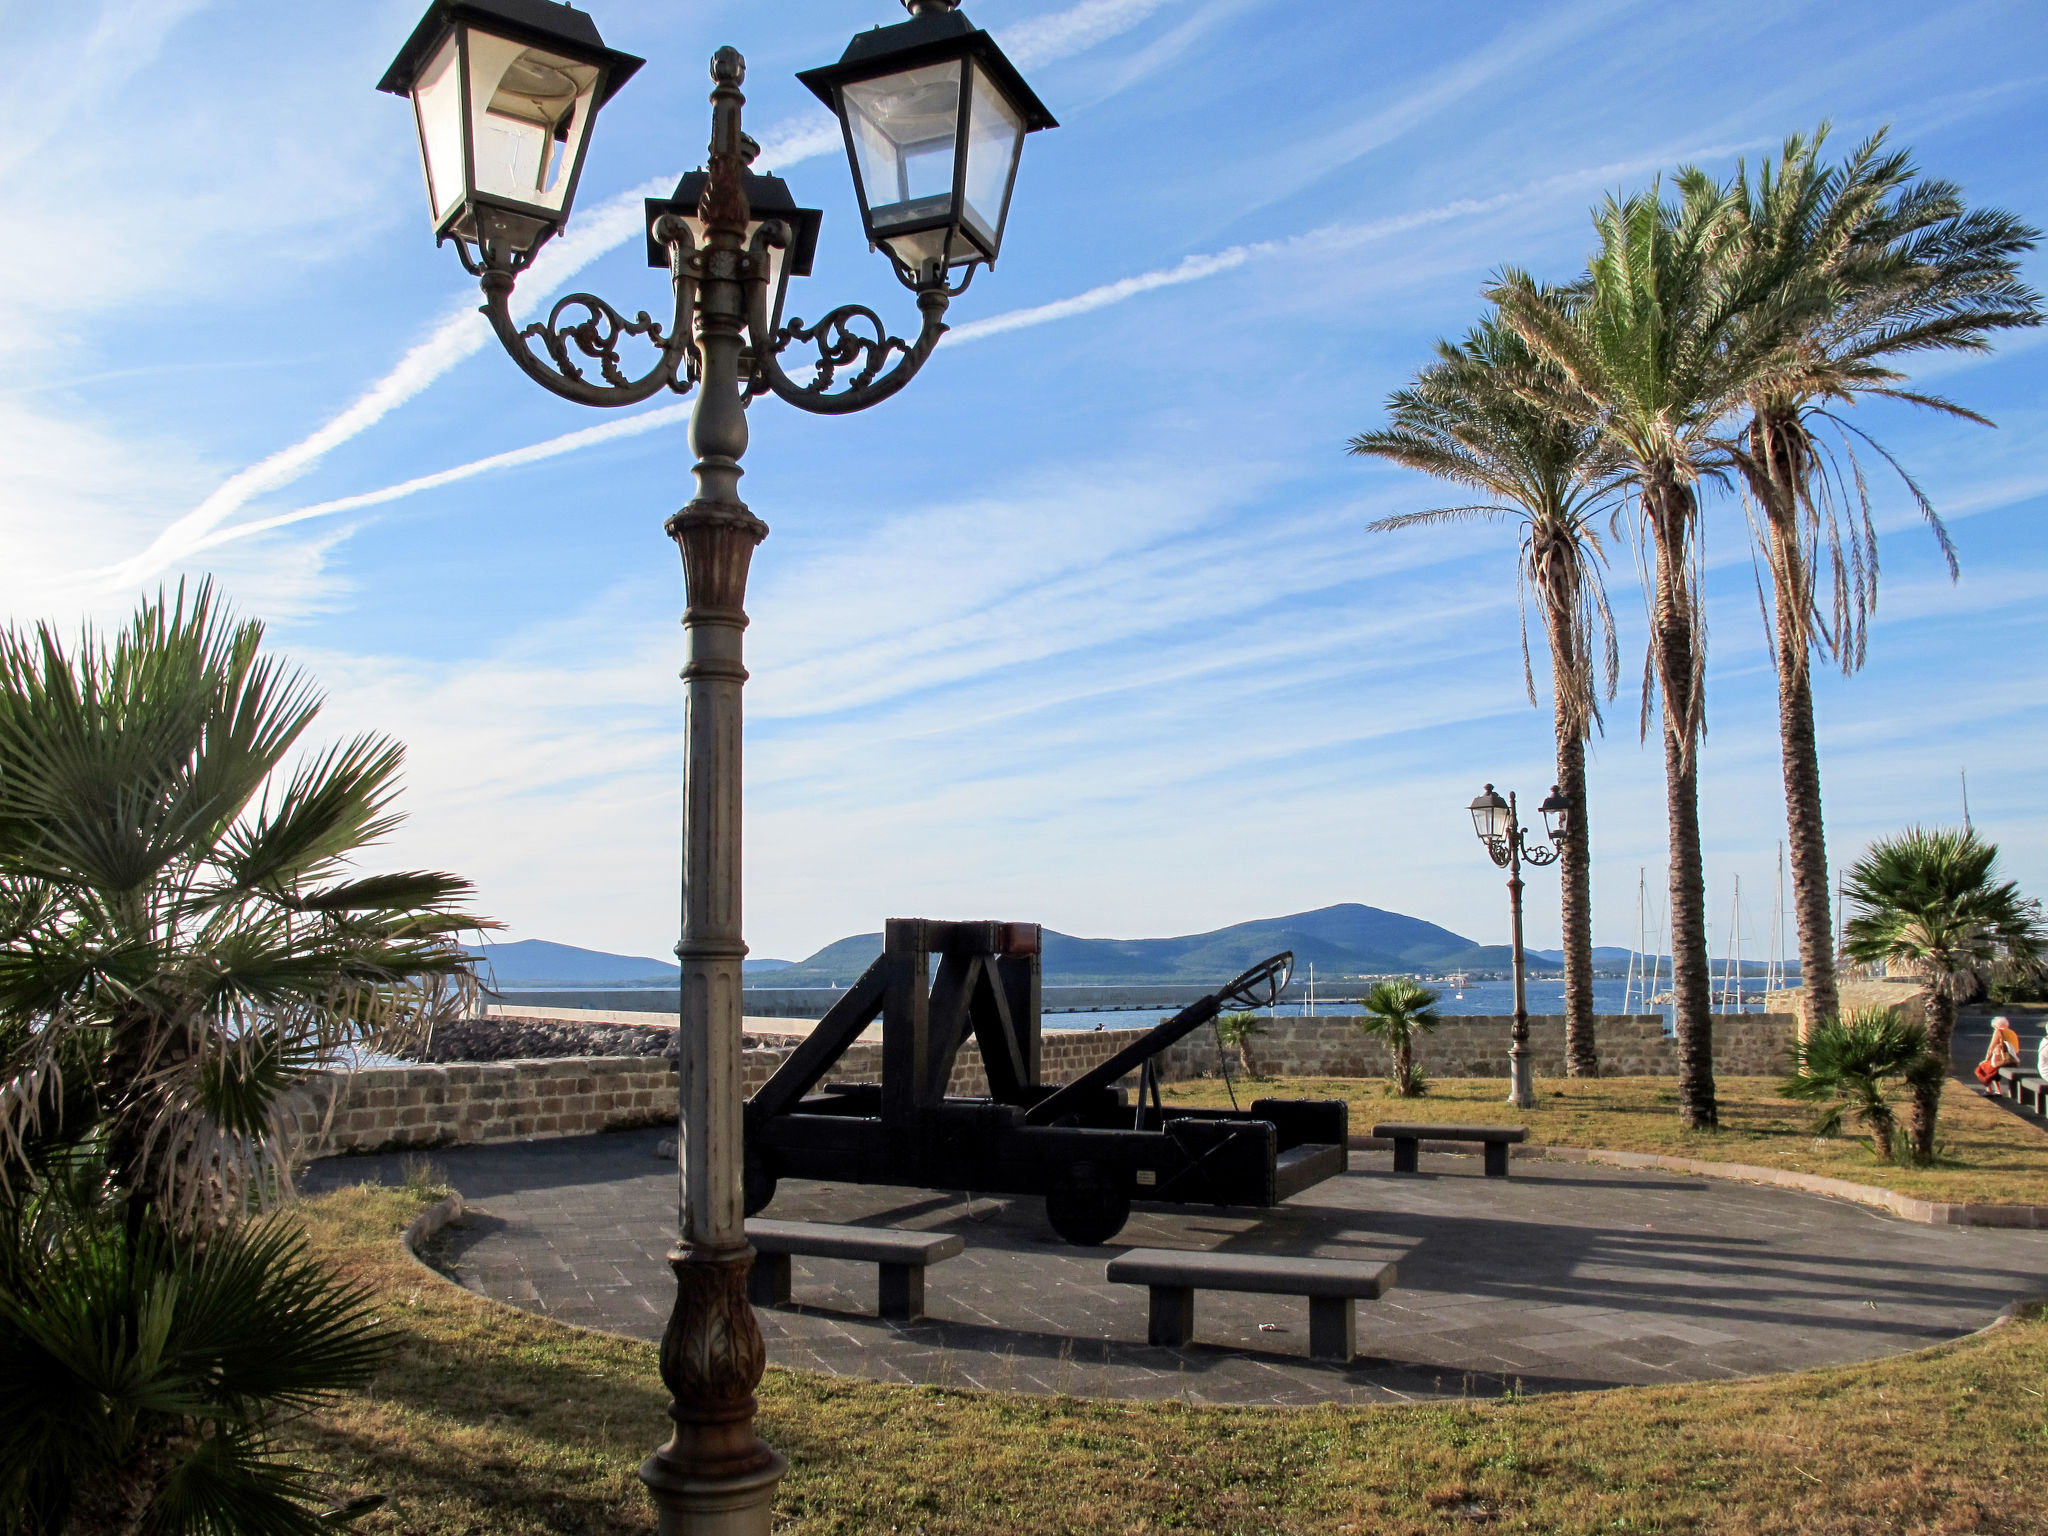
[1468,783,1569,1109]
[377,3,1053,1533]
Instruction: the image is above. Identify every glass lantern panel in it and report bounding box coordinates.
[467,30,599,211]
[411,32,467,225]
[842,61,963,232]
[961,63,1024,250]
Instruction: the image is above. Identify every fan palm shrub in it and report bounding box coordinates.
[1721,129,2041,1036]
[0,584,484,1531]
[1841,827,2045,1163]
[1779,1006,1938,1162]
[1356,979,1443,1097]
[1351,302,1622,1076]
[1496,175,1818,1128]
[1215,1010,1268,1079]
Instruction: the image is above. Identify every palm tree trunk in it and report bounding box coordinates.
[1649,482,1716,1128]
[1396,1034,1413,1095]
[1556,722,1597,1075]
[1777,641,1838,1037]
[1742,435,1840,1039]
[1909,987,1957,1164]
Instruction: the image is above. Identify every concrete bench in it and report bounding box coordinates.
[1106,1248,1396,1363]
[745,1218,963,1322]
[2017,1076,2046,1111]
[1372,1122,1528,1177]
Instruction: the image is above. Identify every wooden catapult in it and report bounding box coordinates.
[744,918,1348,1244]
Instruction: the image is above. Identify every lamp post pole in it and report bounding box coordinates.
[637,52,784,1536]
[1470,783,1567,1110]
[1503,790,1534,1110]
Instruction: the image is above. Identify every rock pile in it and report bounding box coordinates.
[407,1014,676,1063]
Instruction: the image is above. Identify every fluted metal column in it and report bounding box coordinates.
[638,48,785,1536]
[1505,795,1535,1110]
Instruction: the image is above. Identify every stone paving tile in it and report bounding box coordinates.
[307,1128,2048,1407]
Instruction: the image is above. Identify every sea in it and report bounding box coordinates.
[1036,975,1781,1032]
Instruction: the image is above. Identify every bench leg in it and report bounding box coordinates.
[878,1262,925,1322]
[1308,1296,1355,1364]
[1392,1136,1419,1174]
[1484,1141,1510,1178]
[748,1252,792,1309]
[1148,1285,1195,1348]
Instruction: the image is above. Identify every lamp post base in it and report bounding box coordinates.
[1505,1044,1536,1110]
[640,1450,788,1536]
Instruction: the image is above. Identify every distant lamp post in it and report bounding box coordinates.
[377,3,1052,1534]
[1468,783,1568,1109]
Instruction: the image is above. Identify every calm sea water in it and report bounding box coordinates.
[1039,975,1780,1031]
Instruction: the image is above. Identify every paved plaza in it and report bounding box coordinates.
[308,1127,2048,1407]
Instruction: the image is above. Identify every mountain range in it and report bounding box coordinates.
[474,904,1555,989]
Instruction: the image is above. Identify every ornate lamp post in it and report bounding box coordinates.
[376,3,1054,1532]
[1468,783,1571,1109]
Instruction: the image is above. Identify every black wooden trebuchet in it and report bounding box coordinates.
[742,918,1348,1244]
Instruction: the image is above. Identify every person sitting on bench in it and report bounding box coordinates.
[1975,1016,2021,1086]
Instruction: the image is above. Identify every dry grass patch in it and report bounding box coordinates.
[286,1183,2048,1535]
[1158,1075,2048,1206]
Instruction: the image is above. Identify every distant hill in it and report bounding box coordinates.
[764,904,1551,987]
[471,940,791,988]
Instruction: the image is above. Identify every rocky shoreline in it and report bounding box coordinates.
[406,1014,677,1063]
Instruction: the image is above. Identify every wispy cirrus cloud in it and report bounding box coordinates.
[91,0,1192,600]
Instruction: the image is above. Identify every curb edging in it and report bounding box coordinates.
[1345,1134,2048,1229]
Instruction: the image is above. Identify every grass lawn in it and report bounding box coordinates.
[290,1183,2048,1535]
[1158,1075,2048,1207]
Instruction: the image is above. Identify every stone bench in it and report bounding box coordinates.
[1372,1121,1528,1177]
[1105,1248,1396,1363]
[745,1218,963,1322]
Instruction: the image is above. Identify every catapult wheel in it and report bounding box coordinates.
[1045,1186,1130,1246]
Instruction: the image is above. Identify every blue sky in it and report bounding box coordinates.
[8,0,2045,966]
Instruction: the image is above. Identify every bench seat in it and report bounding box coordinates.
[746,1218,963,1321]
[1106,1248,1396,1362]
[2016,1076,2045,1111]
[1372,1122,1529,1177]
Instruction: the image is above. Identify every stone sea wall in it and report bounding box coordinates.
[294,1012,1796,1157]
[1153,1012,1798,1082]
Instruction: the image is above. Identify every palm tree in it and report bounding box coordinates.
[1722,128,2042,1037]
[1356,978,1442,1096]
[0,585,485,1529]
[1495,177,1817,1128]
[1350,304,1621,1076]
[0,583,484,1231]
[1841,827,2045,1163]
[1215,1010,1268,1078]
[1780,1006,1938,1162]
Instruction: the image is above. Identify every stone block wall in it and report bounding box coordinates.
[291,1013,1799,1158]
[1154,1012,1798,1081]
[291,1025,1160,1156]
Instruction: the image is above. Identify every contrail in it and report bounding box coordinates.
[91,0,1186,595]
[181,144,1745,561]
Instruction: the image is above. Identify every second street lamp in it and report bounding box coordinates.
[378,2,1053,1533]
[1468,783,1570,1109]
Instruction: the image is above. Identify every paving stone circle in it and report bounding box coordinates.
[307,1126,2048,1407]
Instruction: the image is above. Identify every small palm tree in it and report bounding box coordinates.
[1357,979,1442,1097]
[1841,828,2046,1163]
[1215,1010,1268,1079]
[0,585,485,1530]
[1351,301,1622,1077]
[1780,1006,1938,1162]
[0,584,484,1230]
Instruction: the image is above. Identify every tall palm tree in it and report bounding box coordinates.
[1350,303,1621,1077]
[1840,827,2045,1164]
[1722,129,2042,1037]
[1495,178,1817,1128]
